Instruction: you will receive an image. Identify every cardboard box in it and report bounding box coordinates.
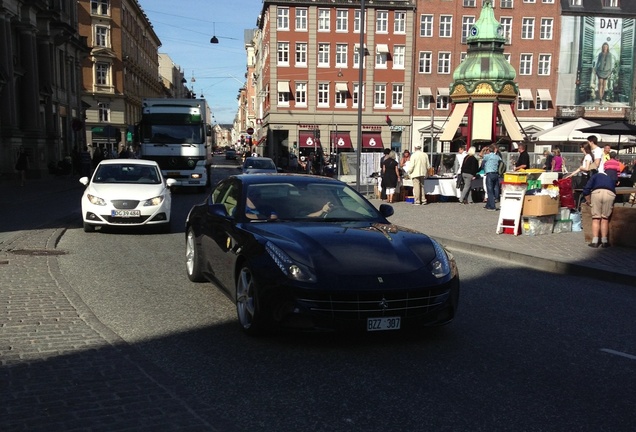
[522,195,559,216]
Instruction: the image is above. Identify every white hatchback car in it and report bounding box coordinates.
[80,159,176,233]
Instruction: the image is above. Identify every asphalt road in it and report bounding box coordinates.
[52,160,636,432]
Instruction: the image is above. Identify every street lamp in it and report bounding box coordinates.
[355,0,366,191]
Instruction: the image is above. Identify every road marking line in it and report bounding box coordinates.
[600,348,636,360]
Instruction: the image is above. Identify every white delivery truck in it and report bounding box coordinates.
[138,98,213,191]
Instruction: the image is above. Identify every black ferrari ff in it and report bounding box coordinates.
[185,174,459,335]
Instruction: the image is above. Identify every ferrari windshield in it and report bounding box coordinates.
[240,181,382,221]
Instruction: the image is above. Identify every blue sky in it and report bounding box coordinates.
[142,1,263,125]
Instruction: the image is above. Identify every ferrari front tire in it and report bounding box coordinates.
[186,228,205,282]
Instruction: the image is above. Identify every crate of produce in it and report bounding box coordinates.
[553,219,573,234]
[522,195,560,216]
[522,215,555,236]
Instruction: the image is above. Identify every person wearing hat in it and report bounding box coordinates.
[406,144,430,205]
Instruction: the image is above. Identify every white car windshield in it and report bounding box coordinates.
[93,164,161,184]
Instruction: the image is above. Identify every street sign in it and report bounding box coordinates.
[246,127,254,135]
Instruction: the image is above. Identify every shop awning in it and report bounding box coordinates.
[376,44,390,54]
[519,88,532,101]
[418,87,432,96]
[439,103,469,141]
[498,104,524,141]
[437,87,450,97]
[335,82,348,92]
[298,132,320,148]
[330,132,353,149]
[537,88,552,102]
[277,81,290,93]
[472,103,494,141]
[354,43,367,52]
[362,133,384,149]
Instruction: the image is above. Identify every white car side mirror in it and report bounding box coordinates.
[166,178,177,187]
[79,177,89,186]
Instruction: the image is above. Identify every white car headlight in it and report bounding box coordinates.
[266,241,316,283]
[428,239,451,279]
[87,194,106,206]
[143,195,165,206]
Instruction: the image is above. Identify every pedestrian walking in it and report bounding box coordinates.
[15,147,28,186]
[482,144,501,211]
[407,144,430,205]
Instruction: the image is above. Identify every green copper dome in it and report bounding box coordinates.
[452,0,516,85]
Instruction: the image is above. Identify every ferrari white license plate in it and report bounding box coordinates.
[367,317,401,331]
[111,210,141,217]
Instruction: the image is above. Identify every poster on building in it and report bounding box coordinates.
[557,16,634,108]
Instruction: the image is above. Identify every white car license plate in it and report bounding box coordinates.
[367,317,401,331]
[111,210,141,217]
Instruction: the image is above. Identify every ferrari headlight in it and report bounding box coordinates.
[428,239,451,279]
[87,194,106,206]
[143,195,165,206]
[266,242,316,283]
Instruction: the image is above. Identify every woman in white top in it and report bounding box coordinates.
[565,143,593,178]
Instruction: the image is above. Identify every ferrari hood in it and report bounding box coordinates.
[247,222,438,276]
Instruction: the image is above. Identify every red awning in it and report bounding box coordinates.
[298,132,321,148]
[362,133,384,149]
[330,132,353,149]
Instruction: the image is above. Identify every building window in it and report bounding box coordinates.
[376,10,388,33]
[95,62,110,86]
[542,0,555,3]
[318,43,330,67]
[295,8,307,31]
[353,83,364,108]
[464,0,476,6]
[295,82,307,107]
[517,99,530,110]
[439,15,452,38]
[393,46,405,69]
[335,87,347,107]
[95,25,109,47]
[521,18,534,40]
[438,52,451,74]
[420,15,433,37]
[540,18,553,40]
[460,52,468,63]
[394,11,406,34]
[336,10,348,32]
[318,9,330,32]
[353,44,366,68]
[376,47,388,69]
[318,83,329,107]
[436,95,450,110]
[504,53,511,63]
[98,102,110,122]
[500,0,514,7]
[519,53,533,75]
[570,0,582,5]
[392,84,404,108]
[278,42,290,66]
[354,10,365,33]
[278,89,290,107]
[295,43,307,66]
[417,95,431,110]
[462,16,475,44]
[523,0,536,3]
[374,84,386,108]
[336,44,348,67]
[91,0,109,16]
[601,0,618,7]
[538,54,551,76]
[277,7,289,30]
[419,51,432,74]
[536,98,549,111]
[500,17,512,44]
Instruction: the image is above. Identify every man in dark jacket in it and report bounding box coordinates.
[582,172,616,248]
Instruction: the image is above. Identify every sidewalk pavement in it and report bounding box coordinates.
[1,177,634,430]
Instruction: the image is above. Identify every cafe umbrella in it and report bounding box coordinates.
[578,121,636,152]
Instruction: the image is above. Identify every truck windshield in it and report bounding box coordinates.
[147,125,203,144]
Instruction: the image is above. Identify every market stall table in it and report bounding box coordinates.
[402,176,460,200]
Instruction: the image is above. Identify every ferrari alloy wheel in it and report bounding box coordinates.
[186,228,205,282]
[236,266,266,335]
